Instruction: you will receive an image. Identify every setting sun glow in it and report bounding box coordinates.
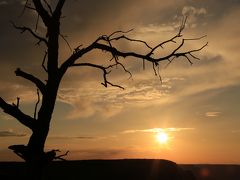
[156,132,169,144]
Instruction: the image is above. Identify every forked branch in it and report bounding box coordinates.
[53,0,66,19]
[0,97,35,130]
[11,22,48,45]
[32,0,51,27]
[60,17,207,87]
[71,63,125,89]
[42,0,53,15]
[15,68,46,94]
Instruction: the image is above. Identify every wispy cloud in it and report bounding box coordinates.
[182,6,207,16]
[181,6,208,28]
[122,127,195,134]
[205,111,221,117]
[0,82,40,103]
[0,130,27,137]
[231,130,240,134]
[48,136,95,140]
[57,78,175,119]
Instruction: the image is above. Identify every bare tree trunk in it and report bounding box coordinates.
[27,129,49,180]
[26,86,59,179]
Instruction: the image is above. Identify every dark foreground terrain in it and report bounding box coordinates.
[0,159,240,180]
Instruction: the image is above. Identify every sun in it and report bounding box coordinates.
[156,132,169,144]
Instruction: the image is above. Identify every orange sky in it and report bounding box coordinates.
[0,0,240,163]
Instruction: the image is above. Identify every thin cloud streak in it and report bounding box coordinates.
[122,127,195,134]
[48,136,95,140]
[205,112,221,117]
[231,130,240,134]
[0,130,27,137]
[57,78,175,119]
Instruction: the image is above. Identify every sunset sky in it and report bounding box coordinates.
[0,0,240,163]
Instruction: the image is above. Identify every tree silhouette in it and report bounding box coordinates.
[0,0,207,178]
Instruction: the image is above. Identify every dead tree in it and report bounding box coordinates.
[0,0,207,174]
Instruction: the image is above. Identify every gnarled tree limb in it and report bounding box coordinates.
[11,22,48,45]
[71,63,125,89]
[53,0,66,19]
[32,0,51,27]
[59,18,207,82]
[42,0,53,15]
[0,97,35,130]
[15,68,46,94]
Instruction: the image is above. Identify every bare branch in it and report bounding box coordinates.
[32,0,51,27]
[35,14,40,32]
[0,97,35,130]
[53,0,66,19]
[116,61,132,80]
[152,62,157,76]
[108,29,134,38]
[184,42,208,54]
[60,37,207,79]
[54,150,69,161]
[19,0,30,17]
[16,97,20,108]
[34,89,40,120]
[60,16,207,87]
[173,42,208,60]
[71,63,124,89]
[183,54,193,65]
[110,35,153,50]
[184,35,207,41]
[11,22,48,45]
[146,16,188,57]
[15,68,46,94]
[60,34,72,52]
[156,64,162,83]
[42,0,53,15]
[42,51,48,72]
[106,29,152,50]
[189,53,200,60]
[25,5,36,11]
[8,145,29,161]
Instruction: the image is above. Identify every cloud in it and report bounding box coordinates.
[57,77,177,119]
[0,130,27,137]
[231,130,240,133]
[0,82,39,103]
[205,112,221,117]
[182,6,207,16]
[122,127,195,134]
[48,136,95,140]
[0,1,7,5]
[137,24,175,34]
[181,6,207,28]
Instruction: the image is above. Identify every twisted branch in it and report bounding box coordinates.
[59,17,207,89]
[15,68,46,94]
[32,0,51,27]
[71,63,125,89]
[0,97,35,130]
[11,21,48,45]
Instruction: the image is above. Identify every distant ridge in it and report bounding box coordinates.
[1,159,240,180]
